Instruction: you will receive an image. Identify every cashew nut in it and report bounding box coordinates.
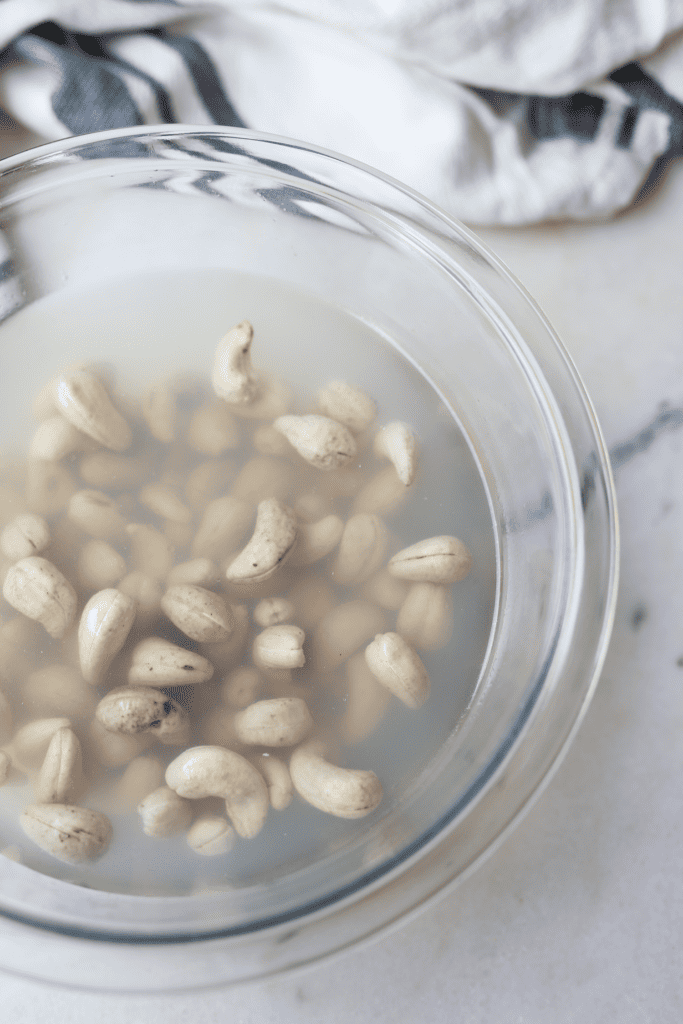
[211,320,259,405]
[137,786,193,838]
[165,745,269,839]
[273,414,356,471]
[373,422,418,486]
[313,599,386,672]
[289,514,344,566]
[26,459,75,516]
[184,459,235,512]
[23,665,95,719]
[52,369,132,451]
[388,535,472,584]
[139,483,192,524]
[68,489,127,540]
[78,588,136,685]
[252,424,293,458]
[251,753,293,810]
[231,456,293,504]
[87,718,151,768]
[288,574,336,630]
[35,726,82,803]
[364,632,430,709]
[352,466,408,516]
[127,636,214,686]
[77,539,127,590]
[225,498,297,585]
[0,689,12,745]
[191,495,253,560]
[360,567,410,610]
[339,651,391,745]
[3,556,77,639]
[290,740,383,819]
[396,582,454,650]
[11,717,71,771]
[117,571,162,629]
[161,584,235,643]
[29,415,95,463]
[142,382,177,443]
[0,513,50,562]
[253,625,306,670]
[333,513,388,584]
[220,666,262,708]
[168,558,218,588]
[233,697,313,747]
[20,803,112,863]
[126,523,175,580]
[229,377,293,420]
[96,687,189,745]
[187,814,235,856]
[253,597,295,628]
[317,380,376,434]
[187,400,240,456]
[110,755,164,811]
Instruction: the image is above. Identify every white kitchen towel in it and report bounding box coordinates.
[2,0,683,224]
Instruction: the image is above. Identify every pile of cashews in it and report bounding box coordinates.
[0,321,472,869]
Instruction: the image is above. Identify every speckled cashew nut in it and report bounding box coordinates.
[96,687,189,745]
[364,632,431,709]
[233,697,313,747]
[35,726,82,804]
[212,320,260,405]
[373,422,418,486]
[3,557,77,639]
[165,745,269,839]
[137,786,193,838]
[388,535,472,584]
[186,815,235,856]
[273,414,357,471]
[0,513,50,561]
[52,369,132,451]
[290,740,383,819]
[225,498,297,585]
[20,804,112,864]
[78,588,136,685]
[253,624,306,670]
[127,636,215,686]
[316,380,376,434]
[161,584,235,643]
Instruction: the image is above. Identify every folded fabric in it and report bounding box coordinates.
[2,0,683,224]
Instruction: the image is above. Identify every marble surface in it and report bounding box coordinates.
[0,122,681,1022]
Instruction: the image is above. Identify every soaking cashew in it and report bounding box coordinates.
[225,498,297,585]
[0,689,12,745]
[110,756,164,811]
[373,421,418,486]
[187,400,240,456]
[117,571,162,628]
[137,786,193,838]
[273,414,356,471]
[0,513,50,562]
[184,459,235,512]
[317,380,376,434]
[364,632,430,709]
[211,320,259,405]
[289,514,344,566]
[253,625,306,670]
[231,456,293,504]
[186,815,235,856]
[139,483,193,524]
[161,584,235,643]
[221,666,262,708]
[290,739,383,819]
[96,687,189,745]
[339,651,391,745]
[126,523,174,580]
[77,539,127,590]
[165,745,269,839]
[142,382,177,443]
[313,600,386,672]
[191,495,253,560]
[251,753,293,810]
[52,369,132,451]
[68,489,126,540]
[388,535,472,584]
[80,452,147,491]
[3,556,77,639]
[360,567,410,610]
[333,513,388,585]
[233,697,313,747]
[23,665,95,719]
[88,718,151,768]
[35,726,82,804]
[253,597,294,628]
[29,415,95,463]
[352,466,408,516]
[167,557,218,588]
[127,636,214,686]
[26,460,75,516]
[78,588,136,685]
[252,424,292,458]
[20,804,112,863]
[11,717,71,771]
[396,582,454,650]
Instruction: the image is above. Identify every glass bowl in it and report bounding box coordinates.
[0,126,618,991]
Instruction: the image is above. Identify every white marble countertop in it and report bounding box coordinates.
[0,119,681,1022]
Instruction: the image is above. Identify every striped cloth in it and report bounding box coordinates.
[2,0,683,224]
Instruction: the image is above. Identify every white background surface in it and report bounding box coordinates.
[0,117,681,1021]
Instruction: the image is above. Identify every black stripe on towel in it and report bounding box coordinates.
[609,63,683,155]
[153,29,246,128]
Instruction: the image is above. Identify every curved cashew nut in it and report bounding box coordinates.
[225,498,297,585]
[186,815,235,856]
[96,687,190,745]
[317,380,376,434]
[160,585,235,643]
[273,414,356,471]
[373,422,418,486]
[137,786,193,838]
[289,514,344,566]
[165,745,269,839]
[333,513,388,584]
[2,557,77,639]
[252,625,306,670]
[388,535,472,584]
[52,369,132,451]
[78,588,136,685]
[20,804,112,863]
[364,632,430,709]
[211,321,260,405]
[0,513,50,562]
[289,740,383,819]
[233,697,313,747]
[251,753,293,810]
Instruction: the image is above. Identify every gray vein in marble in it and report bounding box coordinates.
[609,405,683,469]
